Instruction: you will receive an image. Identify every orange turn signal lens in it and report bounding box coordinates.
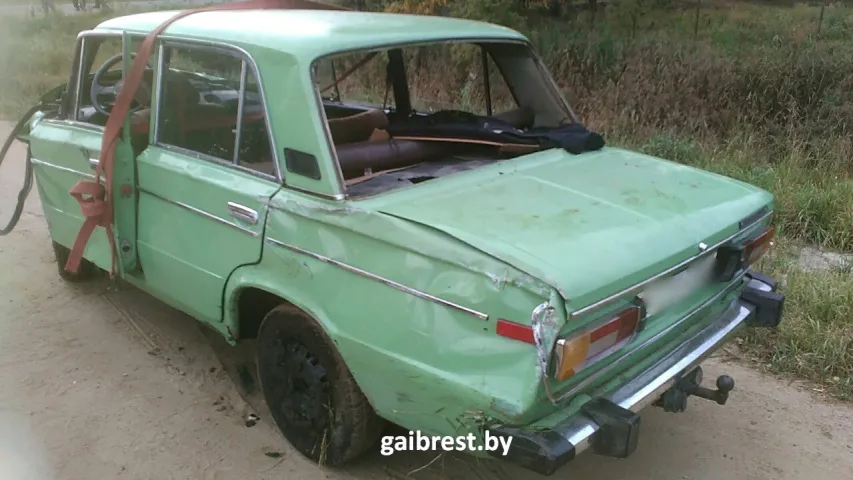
[745,225,775,265]
[554,335,591,381]
[553,305,643,382]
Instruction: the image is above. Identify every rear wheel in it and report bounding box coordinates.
[51,241,99,282]
[256,305,384,466]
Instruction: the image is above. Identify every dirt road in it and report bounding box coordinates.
[1,121,852,479]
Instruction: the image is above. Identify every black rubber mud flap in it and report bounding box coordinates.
[580,398,641,458]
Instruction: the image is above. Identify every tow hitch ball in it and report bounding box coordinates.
[654,367,735,413]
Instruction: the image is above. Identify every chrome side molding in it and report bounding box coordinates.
[265,237,489,321]
[139,187,259,237]
[30,158,94,179]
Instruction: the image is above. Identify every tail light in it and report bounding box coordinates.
[497,225,773,382]
[744,225,775,266]
[552,304,644,381]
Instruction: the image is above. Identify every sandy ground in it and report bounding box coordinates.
[1,121,853,480]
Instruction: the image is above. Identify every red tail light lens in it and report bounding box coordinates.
[553,305,643,381]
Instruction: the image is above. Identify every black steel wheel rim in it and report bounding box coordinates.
[264,337,332,440]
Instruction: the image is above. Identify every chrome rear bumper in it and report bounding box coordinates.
[490,272,783,476]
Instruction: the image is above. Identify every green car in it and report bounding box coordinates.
[14,5,784,476]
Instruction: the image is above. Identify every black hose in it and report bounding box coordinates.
[0,104,44,236]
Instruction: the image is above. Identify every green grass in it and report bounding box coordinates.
[742,241,853,400]
[624,132,853,253]
[0,10,117,114]
[0,4,197,114]
[623,128,853,398]
[1,0,852,399]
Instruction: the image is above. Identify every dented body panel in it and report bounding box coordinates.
[223,189,563,433]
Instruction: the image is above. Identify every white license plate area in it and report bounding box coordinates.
[640,254,718,316]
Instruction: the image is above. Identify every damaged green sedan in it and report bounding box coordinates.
[9,3,784,476]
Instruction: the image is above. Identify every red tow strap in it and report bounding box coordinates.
[64,0,348,276]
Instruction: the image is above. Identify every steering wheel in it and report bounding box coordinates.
[89,53,155,117]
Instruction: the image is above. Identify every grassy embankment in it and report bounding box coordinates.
[0,1,851,398]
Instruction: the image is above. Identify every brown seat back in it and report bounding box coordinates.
[327,108,389,145]
[335,139,456,179]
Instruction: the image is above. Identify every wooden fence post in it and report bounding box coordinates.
[694,0,702,41]
[817,3,826,37]
[631,12,638,40]
[590,0,599,29]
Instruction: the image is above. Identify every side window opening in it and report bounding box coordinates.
[315,50,394,113]
[156,44,276,178]
[484,50,518,116]
[405,43,518,117]
[74,35,146,127]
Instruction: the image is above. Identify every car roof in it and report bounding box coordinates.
[94,9,528,61]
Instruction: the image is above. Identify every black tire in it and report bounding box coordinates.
[256,305,385,466]
[51,241,99,282]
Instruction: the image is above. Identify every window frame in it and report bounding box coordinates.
[52,30,130,130]
[152,38,282,184]
[308,37,576,200]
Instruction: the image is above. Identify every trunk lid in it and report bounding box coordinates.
[362,147,772,312]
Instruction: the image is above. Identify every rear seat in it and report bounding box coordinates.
[324,105,533,147]
[335,139,459,179]
[327,108,389,145]
[334,106,535,178]
[245,106,536,180]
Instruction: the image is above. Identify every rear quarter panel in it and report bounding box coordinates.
[223,189,559,437]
